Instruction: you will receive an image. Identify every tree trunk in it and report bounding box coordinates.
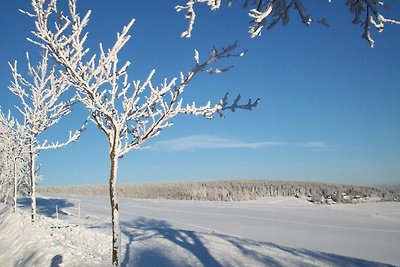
[109,152,121,266]
[29,147,36,222]
[13,158,17,213]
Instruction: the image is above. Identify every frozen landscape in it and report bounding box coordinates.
[0,0,399,266]
[1,194,399,266]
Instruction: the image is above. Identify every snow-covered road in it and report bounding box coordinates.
[29,194,400,266]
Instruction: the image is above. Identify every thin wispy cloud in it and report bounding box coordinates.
[153,135,329,152]
[153,135,285,152]
[300,141,329,149]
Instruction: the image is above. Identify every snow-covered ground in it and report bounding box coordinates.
[1,195,399,266]
[0,203,110,266]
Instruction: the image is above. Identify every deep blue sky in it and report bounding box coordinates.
[1,0,399,186]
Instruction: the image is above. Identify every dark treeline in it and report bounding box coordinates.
[39,180,400,204]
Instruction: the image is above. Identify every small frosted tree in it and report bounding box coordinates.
[26,0,258,265]
[0,109,29,211]
[176,0,400,47]
[8,50,86,222]
[0,110,16,205]
[0,110,13,204]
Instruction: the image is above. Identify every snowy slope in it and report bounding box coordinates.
[1,196,399,266]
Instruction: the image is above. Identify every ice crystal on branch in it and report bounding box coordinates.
[346,0,400,47]
[217,93,260,117]
[176,0,325,38]
[176,0,399,47]
[176,0,222,38]
[248,0,317,37]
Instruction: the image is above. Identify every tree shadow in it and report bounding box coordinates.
[222,236,283,267]
[123,248,181,267]
[121,217,222,267]
[217,234,395,267]
[14,251,40,266]
[17,197,75,218]
[13,252,64,267]
[120,217,395,267]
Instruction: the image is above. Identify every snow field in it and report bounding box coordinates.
[1,196,399,266]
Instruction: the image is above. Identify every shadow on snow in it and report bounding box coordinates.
[121,217,221,267]
[218,234,394,267]
[12,252,63,267]
[17,197,75,218]
[12,201,396,267]
[120,217,396,267]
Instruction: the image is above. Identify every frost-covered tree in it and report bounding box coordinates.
[8,50,86,222]
[0,111,17,206]
[176,0,400,47]
[25,0,258,265]
[0,109,29,212]
[0,112,12,204]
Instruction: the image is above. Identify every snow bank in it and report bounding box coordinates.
[0,204,110,266]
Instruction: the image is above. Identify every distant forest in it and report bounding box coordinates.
[39,180,400,204]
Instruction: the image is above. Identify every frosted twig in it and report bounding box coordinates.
[176,0,399,46]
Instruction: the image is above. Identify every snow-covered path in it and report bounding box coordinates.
[28,194,400,266]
